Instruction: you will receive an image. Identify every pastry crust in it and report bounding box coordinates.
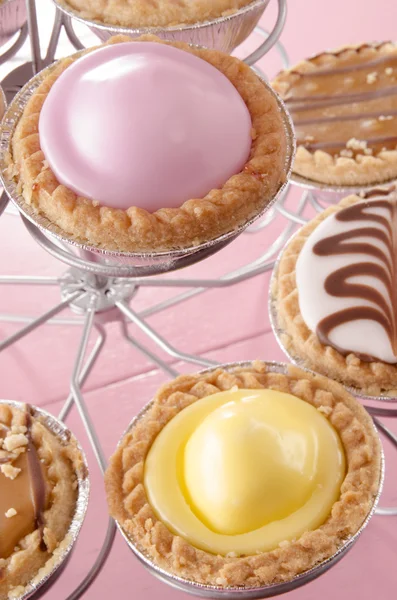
[272,42,397,186]
[57,0,254,28]
[0,403,85,600]
[105,362,381,588]
[9,35,287,253]
[273,193,397,396]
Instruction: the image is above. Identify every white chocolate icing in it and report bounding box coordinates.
[296,196,397,363]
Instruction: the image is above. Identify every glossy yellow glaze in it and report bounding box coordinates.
[144,389,345,556]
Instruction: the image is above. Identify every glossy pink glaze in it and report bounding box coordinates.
[39,42,252,212]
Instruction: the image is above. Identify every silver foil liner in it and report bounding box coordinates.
[115,360,384,599]
[0,0,26,47]
[269,232,397,402]
[54,0,269,53]
[0,84,5,120]
[0,399,90,600]
[0,49,295,274]
[289,172,397,206]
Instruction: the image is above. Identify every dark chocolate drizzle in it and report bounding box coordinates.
[313,199,397,361]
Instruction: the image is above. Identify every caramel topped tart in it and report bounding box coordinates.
[0,407,48,561]
[0,402,85,600]
[273,42,397,186]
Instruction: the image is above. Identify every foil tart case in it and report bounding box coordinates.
[289,172,387,205]
[114,360,384,599]
[268,231,397,402]
[0,84,5,119]
[54,0,270,53]
[0,50,295,275]
[0,399,90,600]
[0,0,26,47]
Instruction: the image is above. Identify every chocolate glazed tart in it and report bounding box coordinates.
[0,400,89,600]
[269,187,397,398]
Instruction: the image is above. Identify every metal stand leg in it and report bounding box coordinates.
[120,321,180,378]
[58,324,107,422]
[0,292,83,351]
[116,301,217,368]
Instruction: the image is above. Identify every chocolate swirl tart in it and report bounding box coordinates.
[0,402,87,600]
[272,42,397,186]
[271,186,397,396]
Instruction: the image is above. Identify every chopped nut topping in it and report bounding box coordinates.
[11,425,27,435]
[226,551,237,558]
[304,135,315,142]
[3,433,29,452]
[364,148,373,155]
[379,115,394,121]
[5,508,17,519]
[0,464,21,480]
[340,149,354,158]
[346,138,368,151]
[278,540,290,548]
[366,72,378,84]
[318,405,333,416]
[385,67,393,75]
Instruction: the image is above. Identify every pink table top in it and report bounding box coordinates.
[1,0,397,598]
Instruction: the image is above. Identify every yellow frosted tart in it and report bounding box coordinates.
[105,362,381,588]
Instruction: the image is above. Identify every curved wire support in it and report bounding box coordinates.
[244,0,287,66]
[373,417,397,516]
[252,24,290,70]
[0,23,28,66]
[308,191,328,214]
[276,199,310,224]
[63,15,86,51]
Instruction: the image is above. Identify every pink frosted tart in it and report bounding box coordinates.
[9,35,288,253]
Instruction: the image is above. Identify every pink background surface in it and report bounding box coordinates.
[1,0,397,598]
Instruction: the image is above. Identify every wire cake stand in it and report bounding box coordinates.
[0,1,396,598]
